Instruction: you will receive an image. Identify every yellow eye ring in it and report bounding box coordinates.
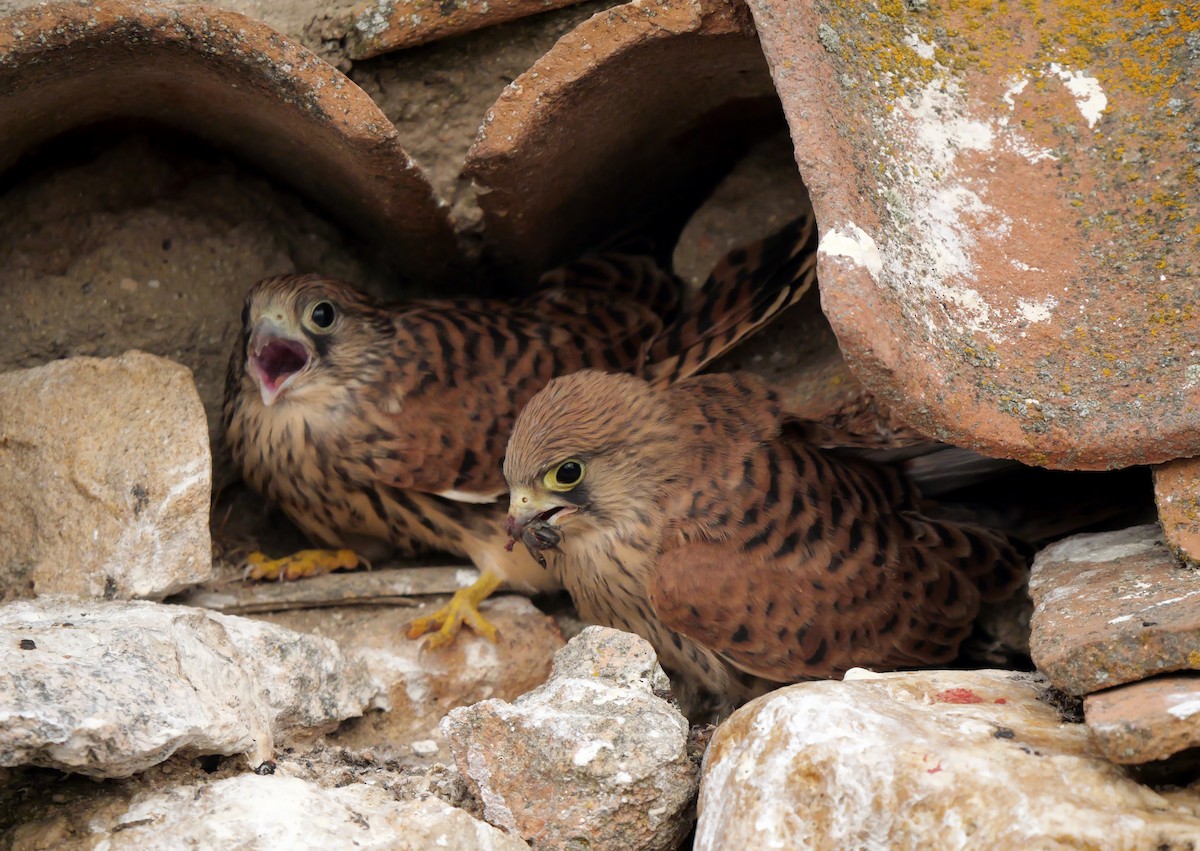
[545,459,585,492]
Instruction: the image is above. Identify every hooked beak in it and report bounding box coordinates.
[247,318,312,407]
[505,490,578,566]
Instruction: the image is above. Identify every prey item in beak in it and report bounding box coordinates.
[505,503,573,568]
[248,320,311,406]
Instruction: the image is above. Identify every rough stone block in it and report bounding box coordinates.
[442,626,698,851]
[1085,675,1200,765]
[698,669,1200,849]
[1028,525,1200,695]
[0,598,378,778]
[0,351,212,601]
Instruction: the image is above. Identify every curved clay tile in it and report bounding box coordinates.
[465,0,784,281]
[749,0,1199,470]
[346,0,591,59]
[0,0,457,286]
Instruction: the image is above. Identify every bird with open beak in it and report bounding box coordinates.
[223,212,821,647]
[502,369,1031,709]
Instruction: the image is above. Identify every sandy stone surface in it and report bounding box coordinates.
[256,595,564,758]
[0,598,377,778]
[698,668,1200,850]
[1029,525,1200,695]
[442,626,699,851]
[0,351,211,602]
[1085,675,1200,765]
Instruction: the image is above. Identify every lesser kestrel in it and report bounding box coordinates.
[223,213,818,644]
[503,369,1030,706]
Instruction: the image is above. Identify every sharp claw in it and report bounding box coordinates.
[241,548,362,582]
[406,596,498,647]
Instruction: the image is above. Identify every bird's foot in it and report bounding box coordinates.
[243,548,363,582]
[406,571,503,649]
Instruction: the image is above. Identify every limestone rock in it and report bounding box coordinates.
[7,773,527,851]
[1085,675,1200,764]
[0,598,378,778]
[698,669,1200,850]
[0,351,211,601]
[257,595,563,756]
[442,626,698,851]
[1155,459,1200,567]
[1028,525,1200,695]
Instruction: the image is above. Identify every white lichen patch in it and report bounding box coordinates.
[1002,76,1029,107]
[1168,698,1200,720]
[1017,296,1058,323]
[868,54,1076,339]
[875,77,1008,338]
[1048,63,1108,128]
[818,223,883,281]
[903,30,935,60]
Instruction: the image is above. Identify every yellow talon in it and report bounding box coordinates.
[243,548,362,581]
[407,570,503,649]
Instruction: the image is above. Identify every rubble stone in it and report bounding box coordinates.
[442,626,698,851]
[0,352,211,601]
[257,595,563,755]
[1084,675,1200,765]
[6,773,528,851]
[697,669,1200,849]
[0,598,378,778]
[1028,525,1200,695]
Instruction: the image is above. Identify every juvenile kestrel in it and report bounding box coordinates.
[503,369,1030,706]
[223,213,818,645]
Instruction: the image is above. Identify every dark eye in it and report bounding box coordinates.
[545,459,585,492]
[240,301,250,328]
[556,461,582,485]
[310,301,335,329]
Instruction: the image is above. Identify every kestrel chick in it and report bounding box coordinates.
[503,370,1029,705]
[223,214,818,645]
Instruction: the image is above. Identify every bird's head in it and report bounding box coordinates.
[503,370,683,562]
[236,274,391,407]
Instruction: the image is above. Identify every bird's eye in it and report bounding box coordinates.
[240,302,250,328]
[309,301,335,329]
[545,459,585,492]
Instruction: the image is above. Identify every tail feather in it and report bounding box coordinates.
[638,209,820,387]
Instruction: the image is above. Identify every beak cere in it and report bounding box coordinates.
[250,336,310,405]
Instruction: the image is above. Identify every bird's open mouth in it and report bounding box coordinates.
[251,338,310,404]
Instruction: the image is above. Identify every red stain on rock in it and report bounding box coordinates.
[935,688,985,704]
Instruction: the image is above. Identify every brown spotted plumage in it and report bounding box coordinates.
[222,213,818,642]
[503,369,1030,707]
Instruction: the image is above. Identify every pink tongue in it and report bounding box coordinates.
[255,339,308,388]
